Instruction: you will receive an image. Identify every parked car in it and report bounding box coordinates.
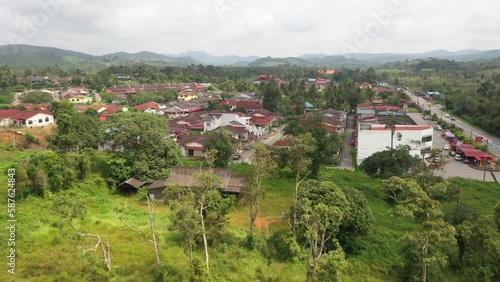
[433,157,440,163]
[232,153,241,160]
[445,114,450,118]
[454,154,462,161]
[243,144,251,150]
[436,125,442,130]
[451,117,456,121]
[443,144,449,150]
[449,150,456,156]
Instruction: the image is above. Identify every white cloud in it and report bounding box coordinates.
[0,0,499,56]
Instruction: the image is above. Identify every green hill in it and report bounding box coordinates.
[0,148,498,281]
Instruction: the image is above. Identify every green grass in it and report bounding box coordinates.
[1,149,499,281]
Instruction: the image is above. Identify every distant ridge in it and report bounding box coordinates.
[0,44,499,69]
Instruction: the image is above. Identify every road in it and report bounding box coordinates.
[408,112,500,181]
[236,125,285,164]
[406,90,500,159]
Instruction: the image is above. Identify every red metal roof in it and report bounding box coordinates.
[0,109,22,119]
[10,110,53,120]
[371,125,432,131]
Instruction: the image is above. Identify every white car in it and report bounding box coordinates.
[436,125,442,130]
[454,154,462,161]
[443,144,449,150]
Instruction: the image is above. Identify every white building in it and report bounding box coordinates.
[357,122,433,164]
[203,112,250,132]
[10,110,54,127]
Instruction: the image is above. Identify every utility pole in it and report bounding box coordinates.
[483,139,489,182]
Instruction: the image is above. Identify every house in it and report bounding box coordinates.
[164,166,245,195]
[146,179,169,200]
[219,100,237,111]
[116,177,147,194]
[67,95,94,104]
[222,121,249,140]
[203,112,249,132]
[247,110,276,138]
[360,82,372,89]
[177,91,198,101]
[0,109,22,127]
[133,102,165,115]
[236,101,264,113]
[10,110,54,127]
[177,135,207,158]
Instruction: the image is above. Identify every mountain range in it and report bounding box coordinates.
[1,44,500,69]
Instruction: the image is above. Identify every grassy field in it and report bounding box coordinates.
[0,150,498,281]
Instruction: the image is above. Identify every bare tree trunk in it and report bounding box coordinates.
[81,233,111,271]
[422,237,428,282]
[200,194,210,274]
[293,173,299,234]
[250,197,255,235]
[147,196,161,268]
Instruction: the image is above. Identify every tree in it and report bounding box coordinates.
[52,194,111,271]
[118,196,162,269]
[290,180,349,280]
[261,78,282,112]
[381,177,456,282]
[287,133,316,233]
[165,169,235,276]
[204,130,234,168]
[359,147,420,179]
[50,112,99,152]
[458,216,500,281]
[100,112,181,180]
[304,113,344,178]
[384,115,398,150]
[244,143,277,236]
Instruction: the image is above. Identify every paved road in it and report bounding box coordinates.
[408,112,500,181]
[236,125,285,164]
[339,114,355,170]
[406,90,500,158]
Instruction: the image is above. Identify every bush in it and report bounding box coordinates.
[25,132,40,145]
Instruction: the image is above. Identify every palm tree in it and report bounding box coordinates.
[385,114,398,150]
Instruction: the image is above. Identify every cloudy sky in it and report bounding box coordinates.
[1,0,499,57]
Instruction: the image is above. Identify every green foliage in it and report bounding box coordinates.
[360,148,421,179]
[50,112,99,152]
[20,91,54,103]
[100,111,181,180]
[458,216,500,281]
[261,78,282,112]
[24,132,40,145]
[204,130,234,168]
[0,88,15,104]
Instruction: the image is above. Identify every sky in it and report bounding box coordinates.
[1,0,499,57]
